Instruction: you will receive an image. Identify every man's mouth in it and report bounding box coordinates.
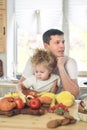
[59,50,64,52]
[57,50,64,56]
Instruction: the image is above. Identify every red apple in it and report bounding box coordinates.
[29,98,41,109]
[14,98,25,109]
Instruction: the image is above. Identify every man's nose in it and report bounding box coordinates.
[60,42,64,47]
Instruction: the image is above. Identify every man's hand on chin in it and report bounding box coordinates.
[56,56,68,67]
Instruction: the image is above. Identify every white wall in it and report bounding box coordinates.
[7,0,14,78]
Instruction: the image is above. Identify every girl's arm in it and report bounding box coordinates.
[50,79,58,93]
[16,82,38,97]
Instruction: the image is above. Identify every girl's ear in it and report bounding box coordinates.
[49,69,53,74]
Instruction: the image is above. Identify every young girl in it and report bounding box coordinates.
[16,49,59,95]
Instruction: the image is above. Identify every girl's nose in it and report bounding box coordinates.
[37,73,41,76]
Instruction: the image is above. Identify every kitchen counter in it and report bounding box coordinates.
[0,102,87,130]
[0,82,17,87]
[78,77,87,98]
[0,81,17,97]
[78,77,87,89]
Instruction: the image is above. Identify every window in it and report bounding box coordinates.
[14,0,63,74]
[69,0,87,76]
[7,0,87,77]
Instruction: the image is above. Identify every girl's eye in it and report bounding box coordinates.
[40,71,44,73]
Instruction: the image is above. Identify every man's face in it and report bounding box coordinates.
[44,35,65,57]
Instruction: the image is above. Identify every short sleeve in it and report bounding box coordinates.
[23,75,35,88]
[65,58,78,79]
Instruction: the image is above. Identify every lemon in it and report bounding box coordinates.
[55,91,75,107]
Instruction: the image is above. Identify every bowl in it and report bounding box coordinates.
[78,112,87,122]
[78,98,87,122]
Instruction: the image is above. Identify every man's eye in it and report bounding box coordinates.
[55,41,59,44]
[62,40,65,44]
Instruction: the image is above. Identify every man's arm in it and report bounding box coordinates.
[57,56,79,98]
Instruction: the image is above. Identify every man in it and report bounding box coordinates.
[20,29,79,98]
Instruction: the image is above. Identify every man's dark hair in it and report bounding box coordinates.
[43,29,64,44]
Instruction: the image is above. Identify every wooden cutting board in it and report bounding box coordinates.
[0,106,48,117]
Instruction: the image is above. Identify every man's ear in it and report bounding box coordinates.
[44,43,48,49]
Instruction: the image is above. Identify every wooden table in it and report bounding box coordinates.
[0,102,87,130]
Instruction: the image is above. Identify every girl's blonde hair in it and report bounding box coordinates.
[31,49,56,71]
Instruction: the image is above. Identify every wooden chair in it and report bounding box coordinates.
[0,60,3,77]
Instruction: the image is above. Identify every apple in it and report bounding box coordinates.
[29,98,41,109]
[14,98,25,109]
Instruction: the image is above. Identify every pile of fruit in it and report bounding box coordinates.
[38,91,75,107]
[50,103,69,115]
[0,90,75,116]
[0,91,42,111]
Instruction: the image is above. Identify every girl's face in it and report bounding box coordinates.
[34,64,51,80]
